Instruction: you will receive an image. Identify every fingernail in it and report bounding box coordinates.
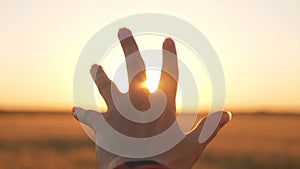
[220,111,232,127]
[118,27,132,41]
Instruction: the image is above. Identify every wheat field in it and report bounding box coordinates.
[0,113,299,169]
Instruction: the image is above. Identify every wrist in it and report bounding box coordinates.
[113,160,171,169]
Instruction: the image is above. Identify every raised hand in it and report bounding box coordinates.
[73,28,231,169]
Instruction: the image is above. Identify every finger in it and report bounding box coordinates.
[158,38,178,106]
[190,111,232,146]
[118,28,146,89]
[72,107,103,132]
[90,64,118,110]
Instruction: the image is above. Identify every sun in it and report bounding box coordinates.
[144,69,161,93]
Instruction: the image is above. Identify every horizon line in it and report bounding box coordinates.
[1,109,299,116]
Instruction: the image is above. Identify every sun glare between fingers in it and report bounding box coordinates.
[145,69,161,93]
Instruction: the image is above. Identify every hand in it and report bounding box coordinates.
[73,28,232,169]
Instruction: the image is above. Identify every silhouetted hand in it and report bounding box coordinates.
[73,28,231,169]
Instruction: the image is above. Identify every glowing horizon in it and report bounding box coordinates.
[1,0,300,114]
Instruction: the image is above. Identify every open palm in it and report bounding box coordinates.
[73,28,231,169]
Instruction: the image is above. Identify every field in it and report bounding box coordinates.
[0,112,299,169]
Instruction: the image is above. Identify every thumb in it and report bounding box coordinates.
[191,111,232,145]
[72,107,103,132]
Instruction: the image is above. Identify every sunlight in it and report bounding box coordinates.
[145,69,161,93]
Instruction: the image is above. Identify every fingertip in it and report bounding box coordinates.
[227,111,232,121]
[91,64,103,70]
[72,107,78,120]
[163,38,175,47]
[91,64,98,69]
[164,37,174,43]
[220,111,232,127]
[163,38,177,56]
[198,111,230,144]
[90,64,104,79]
[72,106,77,113]
[118,27,132,41]
[90,65,98,79]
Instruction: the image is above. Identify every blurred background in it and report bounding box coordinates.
[0,0,300,168]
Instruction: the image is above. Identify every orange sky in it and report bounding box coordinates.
[0,0,300,113]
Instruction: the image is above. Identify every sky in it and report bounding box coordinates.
[0,0,300,113]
